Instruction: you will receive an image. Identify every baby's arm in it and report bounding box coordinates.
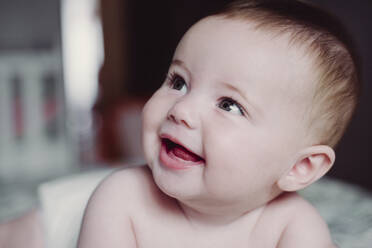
[277,196,336,248]
[77,169,139,248]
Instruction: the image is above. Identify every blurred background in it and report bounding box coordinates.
[0,0,371,220]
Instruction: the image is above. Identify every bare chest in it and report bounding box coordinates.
[132,211,283,248]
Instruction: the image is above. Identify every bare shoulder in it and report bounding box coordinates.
[271,192,335,248]
[98,165,154,193]
[78,166,157,247]
[87,165,157,213]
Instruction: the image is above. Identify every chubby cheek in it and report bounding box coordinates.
[202,123,284,199]
[141,90,168,167]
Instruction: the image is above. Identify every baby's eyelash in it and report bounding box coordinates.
[165,71,183,86]
[165,71,188,93]
[165,71,176,83]
[223,96,247,116]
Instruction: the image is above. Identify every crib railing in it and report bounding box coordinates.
[0,50,75,181]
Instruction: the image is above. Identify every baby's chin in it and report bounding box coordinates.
[150,163,206,200]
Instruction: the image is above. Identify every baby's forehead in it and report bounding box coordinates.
[171,17,320,127]
[176,16,317,95]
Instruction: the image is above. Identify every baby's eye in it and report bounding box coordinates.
[169,74,187,94]
[218,98,245,116]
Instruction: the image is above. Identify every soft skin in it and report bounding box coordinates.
[142,16,333,224]
[78,16,336,248]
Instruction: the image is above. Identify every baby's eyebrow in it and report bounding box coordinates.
[172,59,184,67]
[171,59,191,75]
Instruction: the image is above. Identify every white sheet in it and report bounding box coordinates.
[38,168,114,248]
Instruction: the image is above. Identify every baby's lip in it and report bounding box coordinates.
[159,133,205,161]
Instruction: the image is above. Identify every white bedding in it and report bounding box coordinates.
[299,178,372,247]
[38,168,115,248]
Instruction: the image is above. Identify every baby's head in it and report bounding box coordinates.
[218,0,360,148]
[142,0,360,211]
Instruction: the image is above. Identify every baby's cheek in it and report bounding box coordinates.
[141,105,155,136]
[142,92,165,125]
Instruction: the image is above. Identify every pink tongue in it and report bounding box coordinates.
[172,145,201,162]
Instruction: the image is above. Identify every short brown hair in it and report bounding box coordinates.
[215,0,361,148]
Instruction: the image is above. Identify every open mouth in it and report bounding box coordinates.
[162,138,204,163]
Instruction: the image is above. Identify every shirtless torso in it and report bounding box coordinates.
[78,166,335,248]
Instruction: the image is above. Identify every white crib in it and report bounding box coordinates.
[0,50,75,182]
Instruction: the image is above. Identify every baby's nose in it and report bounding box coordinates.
[167,98,199,129]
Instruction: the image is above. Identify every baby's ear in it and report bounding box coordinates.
[277,145,335,192]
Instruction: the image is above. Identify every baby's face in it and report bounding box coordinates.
[142,17,316,210]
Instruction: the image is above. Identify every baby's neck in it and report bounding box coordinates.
[177,200,266,230]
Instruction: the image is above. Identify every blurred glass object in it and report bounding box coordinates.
[11,73,24,141]
[42,72,60,140]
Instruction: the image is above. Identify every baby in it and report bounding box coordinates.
[78,1,359,248]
